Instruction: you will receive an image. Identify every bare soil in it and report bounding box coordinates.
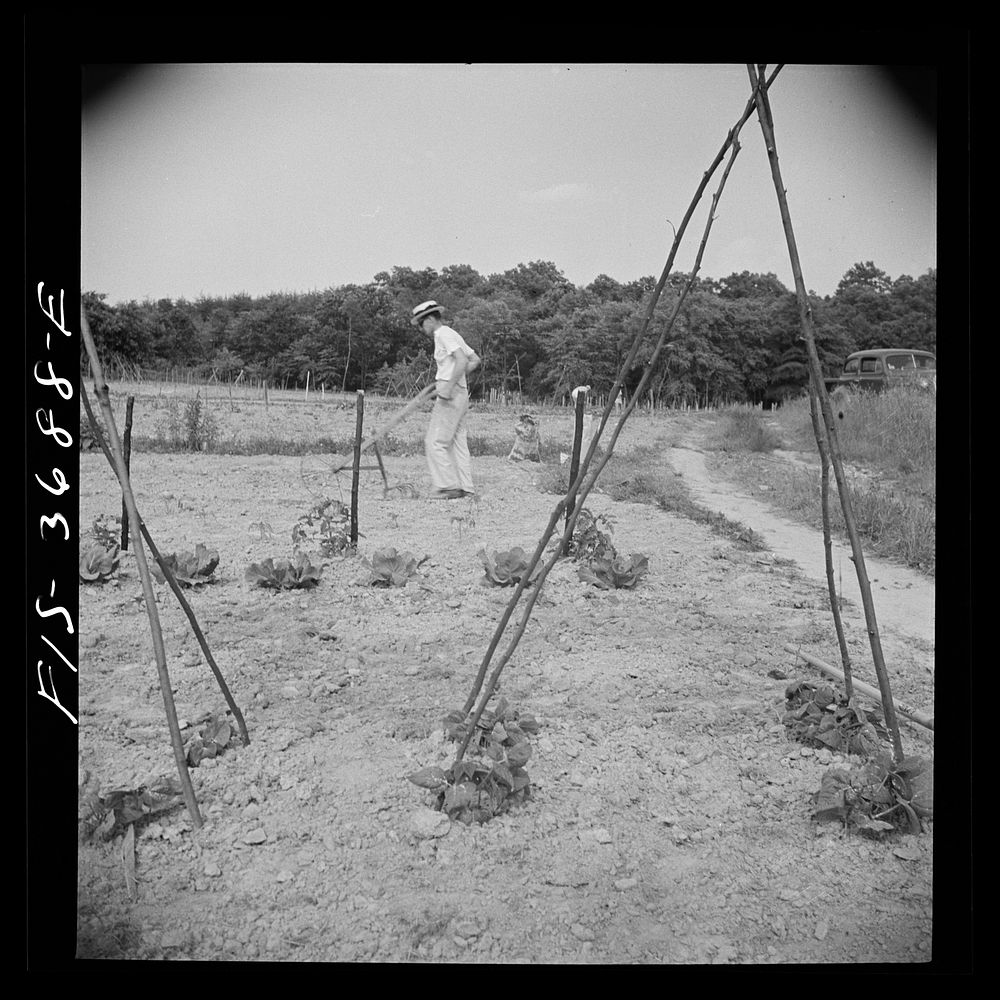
[76,412,934,964]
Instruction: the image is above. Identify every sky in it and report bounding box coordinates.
[80,63,937,305]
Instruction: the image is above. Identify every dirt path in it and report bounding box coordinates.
[667,444,935,652]
[75,447,935,965]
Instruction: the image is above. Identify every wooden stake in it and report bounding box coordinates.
[807,385,854,700]
[373,441,389,492]
[563,388,587,553]
[351,390,364,546]
[120,395,134,550]
[331,384,434,474]
[749,63,904,762]
[81,385,250,749]
[455,78,767,752]
[79,309,203,829]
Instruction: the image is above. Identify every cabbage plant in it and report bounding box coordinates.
[152,543,219,587]
[577,552,649,590]
[361,547,426,587]
[245,553,323,590]
[478,546,541,587]
[80,542,121,583]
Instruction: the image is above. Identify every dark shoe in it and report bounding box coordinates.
[430,488,463,500]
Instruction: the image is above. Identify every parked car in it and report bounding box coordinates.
[824,349,936,394]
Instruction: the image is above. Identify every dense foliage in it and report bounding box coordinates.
[83,260,935,406]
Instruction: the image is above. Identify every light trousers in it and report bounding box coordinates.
[424,385,474,493]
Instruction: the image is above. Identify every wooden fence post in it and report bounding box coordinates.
[351,390,364,546]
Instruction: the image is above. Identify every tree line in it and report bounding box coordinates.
[82,259,935,407]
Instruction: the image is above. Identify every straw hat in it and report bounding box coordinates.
[411,300,443,327]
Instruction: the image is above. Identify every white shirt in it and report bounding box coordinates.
[433,324,474,388]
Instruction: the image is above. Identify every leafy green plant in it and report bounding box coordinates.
[185,714,233,767]
[80,414,104,451]
[245,553,323,590]
[568,508,617,562]
[90,514,122,550]
[361,547,427,587]
[812,752,933,836]
[292,497,355,557]
[577,552,649,590]
[182,392,218,451]
[151,543,220,587]
[80,542,121,583]
[159,393,218,452]
[478,546,541,587]
[782,681,887,755]
[565,508,649,590]
[79,776,185,841]
[408,697,540,825]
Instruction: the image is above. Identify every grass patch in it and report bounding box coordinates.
[837,476,935,574]
[775,384,935,495]
[653,478,767,550]
[534,443,766,550]
[132,434,358,457]
[705,407,783,453]
[596,445,669,503]
[130,431,567,461]
[708,386,936,576]
[712,452,935,575]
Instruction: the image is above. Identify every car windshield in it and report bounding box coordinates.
[886,354,915,370]
[844,359,860,374]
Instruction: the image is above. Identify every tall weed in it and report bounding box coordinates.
[794,465,934,574]
[777,385,935,485]
[154,393,219,452]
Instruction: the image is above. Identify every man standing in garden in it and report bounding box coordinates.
[411,300,480,500]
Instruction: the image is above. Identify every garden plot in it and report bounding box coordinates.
[77,402,934,964]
